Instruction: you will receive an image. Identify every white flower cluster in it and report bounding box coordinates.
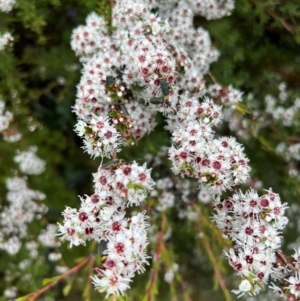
[0,99,22,142]
[74,115,122,158]
[271,248,300,299]
[71,0,223,150]
[221,83,300,144]
[123,102,156,143]
[0,0,15,13]
[14,146,46,175]
[156,0,220,77]
[38,224,61,248]
[276,142,300,162]
[0,32,14,51]
[164,263,179,283]
[68,1,300,299]
[265,84,300,127]
[0,99,13,131]
[0,32,13,51]
[4,286,17,299]
[71,12,108,58]
[168,95,250,197]
[213,189,288,297]
[157,0,234,20]
[191,0,235,20]
[265,83,300,163]
[0,177,47,255]
[145,151,203,221]
[208,83,243,106]
[155,178,175,211]
[58,161,154,297]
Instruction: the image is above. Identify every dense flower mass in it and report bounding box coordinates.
[156,0,234,20]
[61,0,297,299]
[167,95,250,196]
[67,1,235,293]
[58,161,154,296]
[14,146,46,175]
[74,115,123,158]
[213,189,289,296]
[0,177,47,255]
[70,0,225,140]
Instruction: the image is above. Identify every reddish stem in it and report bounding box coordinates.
[193,205,231,301]
[24,256,93,301]
[146,213,166,301]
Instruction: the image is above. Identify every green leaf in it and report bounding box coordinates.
[127,181,147,192]
[234,102,251,114]
[180,162,195,173]
[118,123,127,133]
[42,275,60,285]
[16,294,33,301]
[109,110,119,118]
[63,282,72,296]
[117,294,128,301]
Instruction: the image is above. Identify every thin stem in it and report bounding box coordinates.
[285,136,300,143]
[181,281,194,301]
[193,205,232,301]
[24,256,93,301]
[108,0,115,9]
[208,72,218,84]
[249,0,295,35]
[276,250,297,274]
[146,213,166,301]
[83,255,95,301]
[31,81,58,99]
[113,149,117,160]
[266,9,295,36]
[186,200,231,247]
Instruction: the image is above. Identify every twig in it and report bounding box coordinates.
[113,149,117,160]
[266,9,295,36]
[146,213,166,301]
[273,68,300,85]
[108,0,115,9]
[178,278,194,301]
[193,205,232,301]
[32,81,58,99]
[24,256,93,301]
[189,201,231,245]
[208,72,218,84]
[249,0,295,36]
[83,255,95,300]
[285,136,300,143]
[276,250,297,274]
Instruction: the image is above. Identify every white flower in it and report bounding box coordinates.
[74,120,87,136]
[14,147,46,175]
[91,270,131,297]
[100,207,114,221]
[287,273,300,298]
[0,32,14,50]
[127,188,147,206]
[239,279,252,292]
